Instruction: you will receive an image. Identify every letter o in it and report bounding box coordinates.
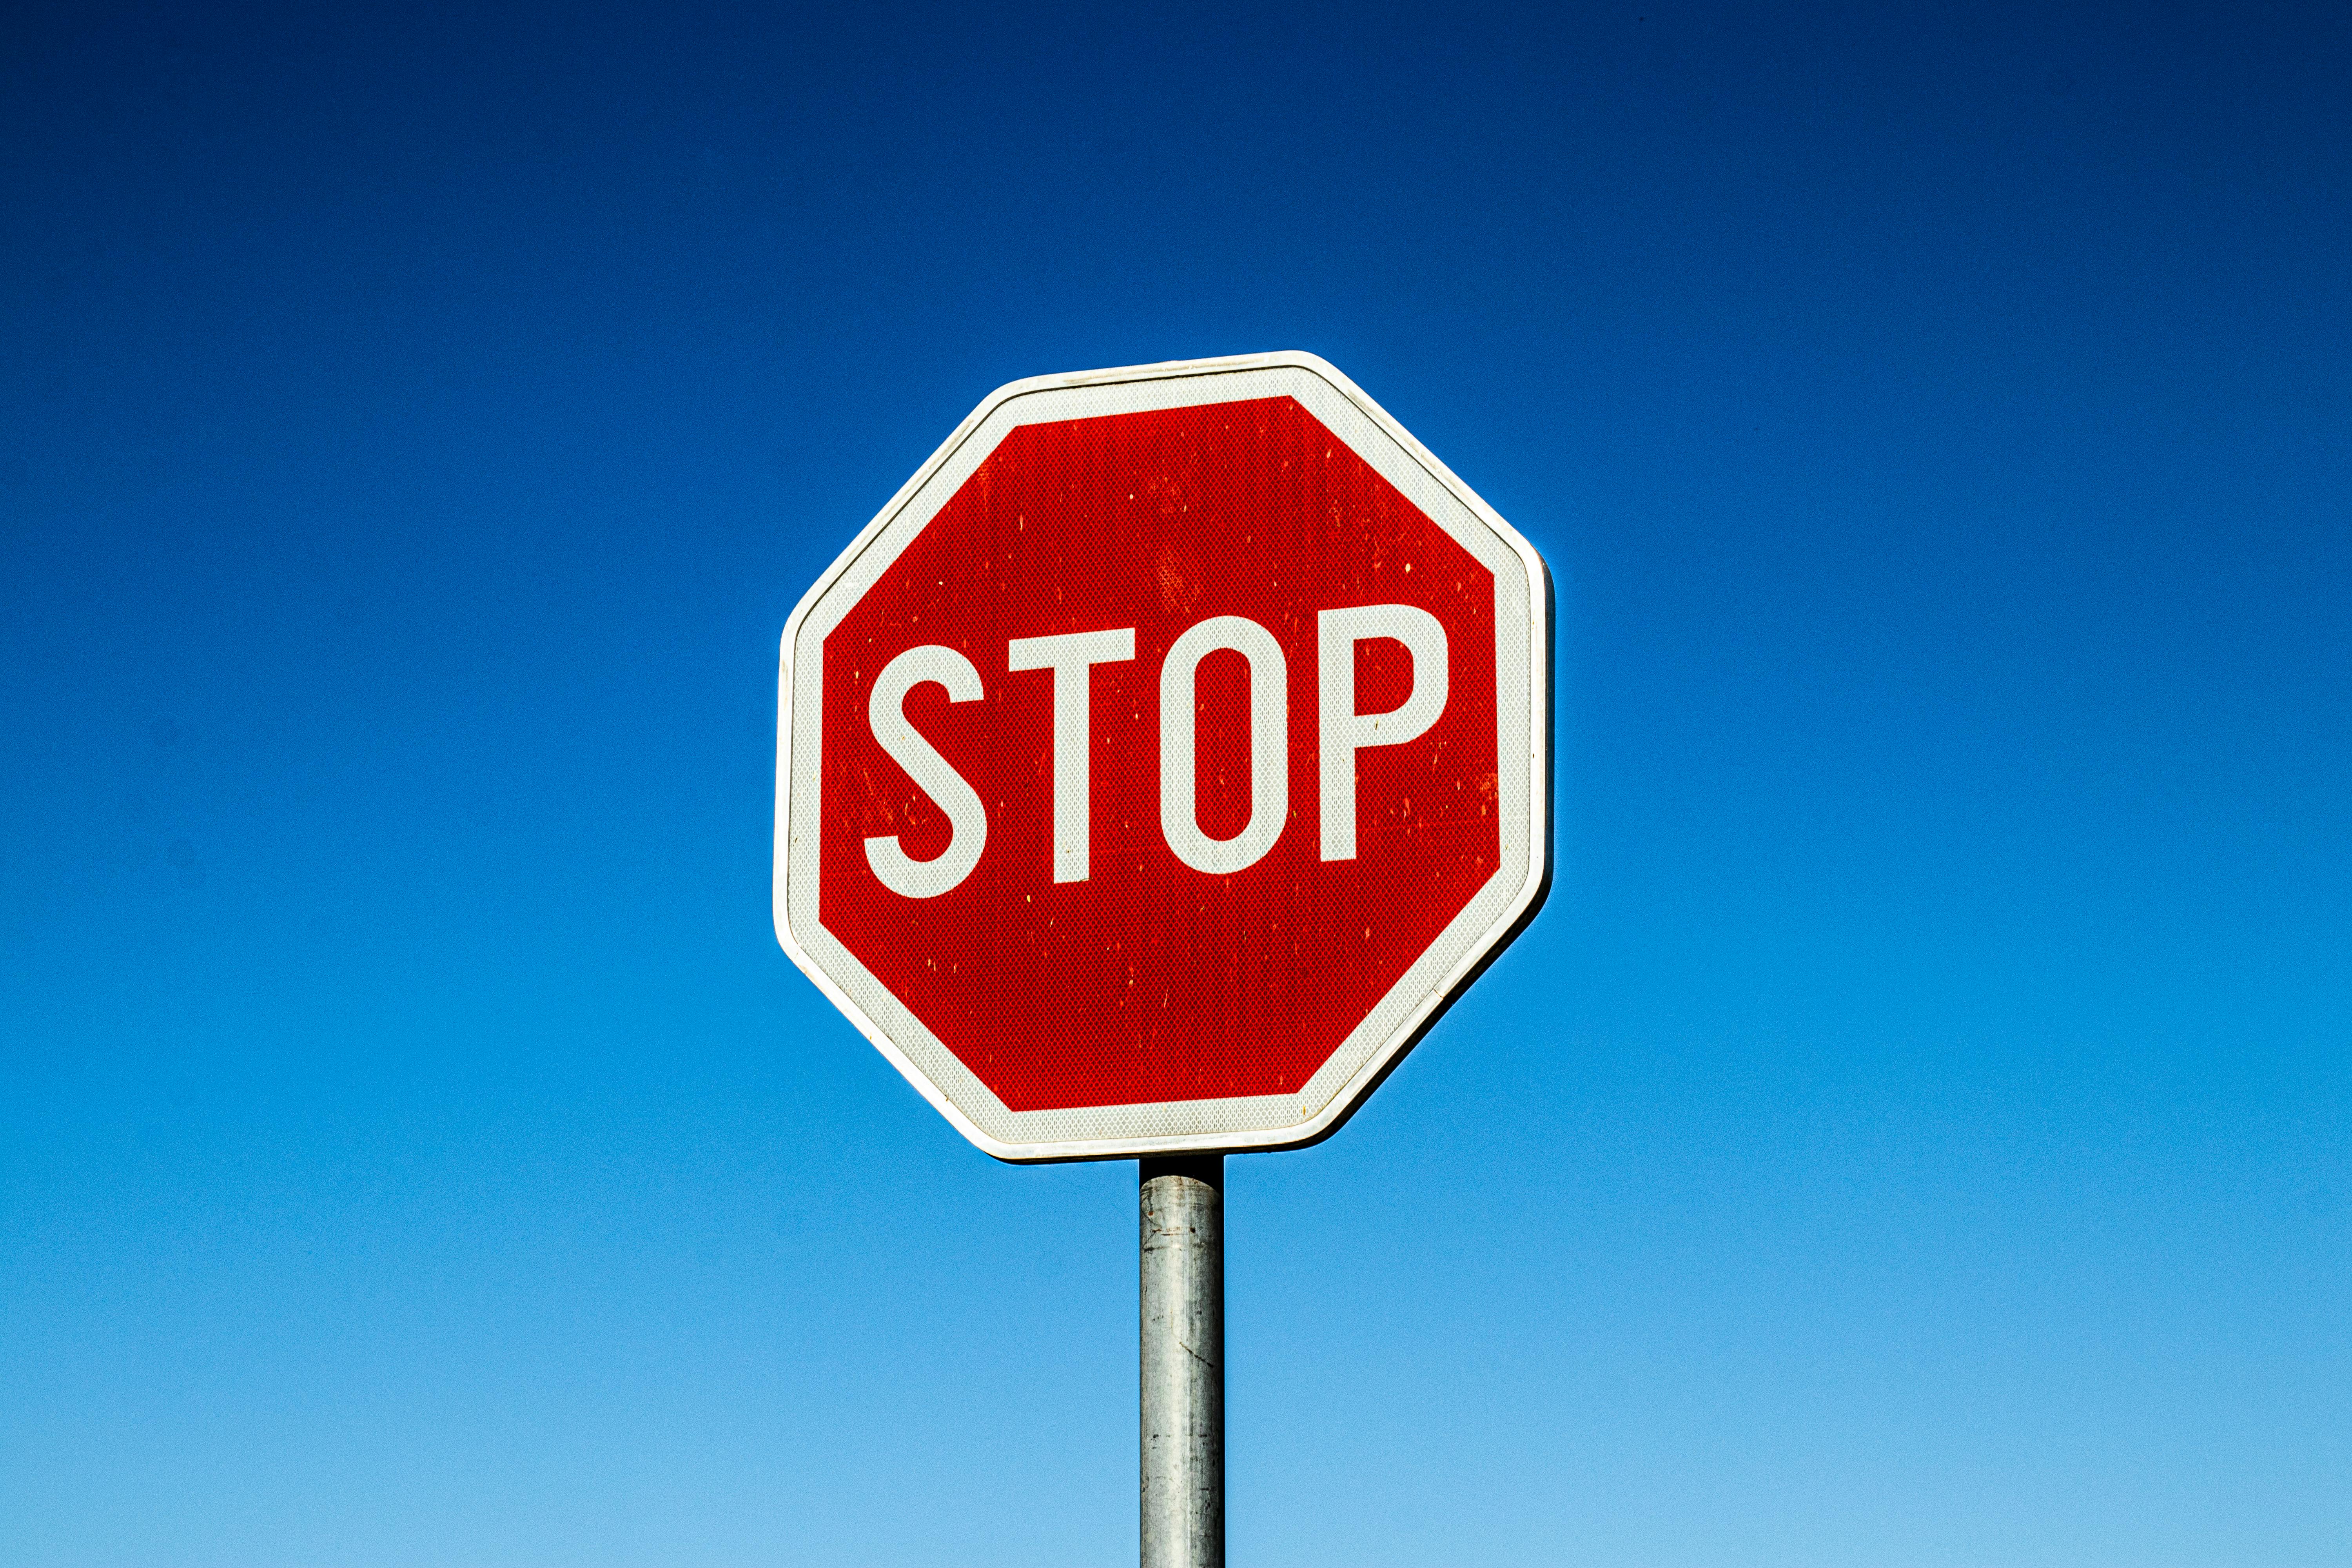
[1160,615,1288,875]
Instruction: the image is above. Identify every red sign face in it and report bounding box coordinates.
[776,354,1548,1161]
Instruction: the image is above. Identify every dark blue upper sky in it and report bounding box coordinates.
[4,4,2347,1564]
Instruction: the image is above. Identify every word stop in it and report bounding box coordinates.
[861,603,1448,897]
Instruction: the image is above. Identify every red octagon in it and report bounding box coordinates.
[775,355,1548,1161]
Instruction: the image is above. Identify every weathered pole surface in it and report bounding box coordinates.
[1140,1154,1223,1568]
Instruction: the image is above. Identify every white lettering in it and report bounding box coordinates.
[1318,604,1448,861]
[864,644,988,898]
[1007,627,1135,883]
[1160,615,1288,875]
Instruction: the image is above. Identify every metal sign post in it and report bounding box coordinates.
[771,351,1551,1563]
[1140,1156,1223,1568]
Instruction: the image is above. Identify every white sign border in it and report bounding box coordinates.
[774,350,1553,1162]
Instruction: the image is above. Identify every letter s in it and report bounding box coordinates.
[863,644,987,898]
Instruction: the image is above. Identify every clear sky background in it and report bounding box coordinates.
[3,4,2347,1564]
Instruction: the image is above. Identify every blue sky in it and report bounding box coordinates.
[3,3,2346,1563]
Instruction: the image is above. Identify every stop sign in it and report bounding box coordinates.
[774,352,1549,1160]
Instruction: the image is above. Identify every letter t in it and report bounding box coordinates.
[1007,628,1136,883]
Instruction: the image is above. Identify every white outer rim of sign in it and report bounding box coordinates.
[773,350,1552,1163]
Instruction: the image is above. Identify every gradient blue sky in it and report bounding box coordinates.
[4,4,2347,1564]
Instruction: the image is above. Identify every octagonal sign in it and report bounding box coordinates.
[773,352,1550,1161]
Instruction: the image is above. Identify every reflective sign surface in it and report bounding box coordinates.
[777,354,1548,1160]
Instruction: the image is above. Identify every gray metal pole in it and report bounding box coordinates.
[1140,1154,1223,1568]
